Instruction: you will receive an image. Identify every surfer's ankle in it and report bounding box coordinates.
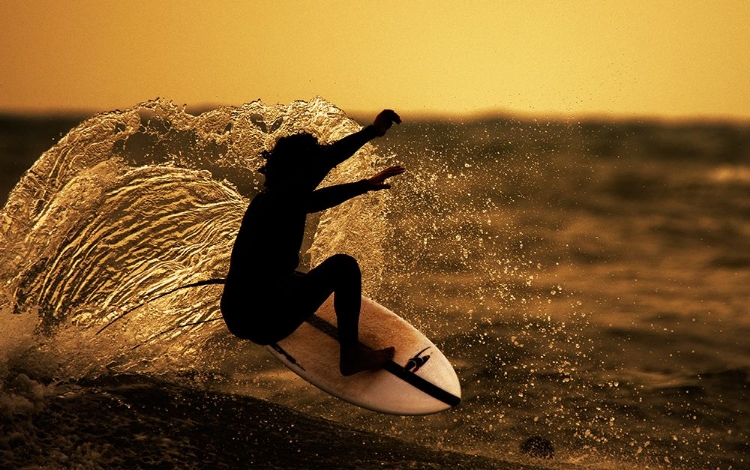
[340,346,395,376]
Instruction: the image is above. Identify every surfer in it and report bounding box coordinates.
[221,110,403,376]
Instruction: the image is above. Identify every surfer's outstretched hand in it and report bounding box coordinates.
[367,165,406,190]
[373,109,401,136]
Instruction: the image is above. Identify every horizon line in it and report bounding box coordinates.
[1,101,749,125]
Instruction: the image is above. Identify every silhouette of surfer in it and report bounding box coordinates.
[221,110,404,376]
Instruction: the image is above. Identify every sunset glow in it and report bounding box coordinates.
[2,0,749,119]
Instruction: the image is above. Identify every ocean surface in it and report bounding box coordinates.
[1,98,748,469]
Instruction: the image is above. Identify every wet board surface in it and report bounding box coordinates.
[265,295,461,415]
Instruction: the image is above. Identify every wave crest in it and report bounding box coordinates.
[0,98,389,375]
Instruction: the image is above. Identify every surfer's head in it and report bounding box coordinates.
[258,132,321,188]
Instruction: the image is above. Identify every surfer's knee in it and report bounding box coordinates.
[328,253,360,276]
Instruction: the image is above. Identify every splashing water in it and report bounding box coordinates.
[3,99,746,468]
[0,98,586,464]
[0,98,395,377]
[0,98,627,469]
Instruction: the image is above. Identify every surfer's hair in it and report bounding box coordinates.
[258,132,320,186]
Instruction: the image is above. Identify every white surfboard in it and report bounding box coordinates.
[265,295,461,415]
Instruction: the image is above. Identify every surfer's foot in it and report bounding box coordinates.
[340,345,395,376]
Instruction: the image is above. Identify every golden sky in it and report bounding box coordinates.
[2,0,749,119]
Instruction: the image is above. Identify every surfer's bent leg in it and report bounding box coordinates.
[302,254,361,345]
[220,255,364,345]
[302,254,394,376]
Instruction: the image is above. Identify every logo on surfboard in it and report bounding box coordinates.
[405,347,431,372]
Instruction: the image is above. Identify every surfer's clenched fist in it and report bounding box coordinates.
[373,109,401,136]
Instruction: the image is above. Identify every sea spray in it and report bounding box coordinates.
[339,116,608,462]
[0,100,621,468]
[3,101,745,468]
[2,100,581,464]
[0,98,391,379]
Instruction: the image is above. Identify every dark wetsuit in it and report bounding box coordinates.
[220,126,379,345]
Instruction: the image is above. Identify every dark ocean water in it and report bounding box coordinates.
[1,99,748,469]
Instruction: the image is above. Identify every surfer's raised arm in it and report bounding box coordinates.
[321,109,401,169]
[305,165,406,213]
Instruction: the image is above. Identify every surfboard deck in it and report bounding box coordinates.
[265,295,461,415]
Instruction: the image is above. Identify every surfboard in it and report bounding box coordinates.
[265,295,461,415]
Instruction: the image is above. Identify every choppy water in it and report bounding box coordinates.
[1,99,748,469]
